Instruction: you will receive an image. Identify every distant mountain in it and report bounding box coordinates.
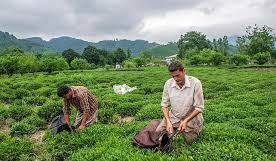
[93,39,159,55]
[0,31,51,53]
[25,36,159,55]
[228,35,239,45]
[25,36,91,53]
[0,31,160,55]
[144,42,178,58]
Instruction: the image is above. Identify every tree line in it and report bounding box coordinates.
[177,25,275,66]
[0,45,153,76]
[0,24,275,76]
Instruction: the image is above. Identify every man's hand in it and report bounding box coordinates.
[178,120,188,132]
[166,121,174,134]
[64,114,71,125]
[78,124,86,130]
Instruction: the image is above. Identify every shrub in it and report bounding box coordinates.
[209,52,224,66]
[9,104,33,121]
[0,137,33,161]
[189,54,205,65]
[136,104,162,121]
[37,100,63,122]
[23,96,47,106]
[116,102,145,117]
[253,52,271,65]
[71,58,91,70]
[230,54,249,66]
[98,108,115,123]
[123,60,136,68]
[40,56,69,73]
[0,104,10,120]
[10,115,45,136]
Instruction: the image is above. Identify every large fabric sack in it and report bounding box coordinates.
[133,119,161,148]
[50,115,74,135]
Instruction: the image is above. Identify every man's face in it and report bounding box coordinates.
[170,69,185,85]
[63,90,72,99]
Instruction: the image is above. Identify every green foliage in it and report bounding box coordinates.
[237,25,275,56]
[200,49,224,65]
[98,108,115,123]
[113,48,127,64]
[177,31,212,58]
[188,49,224,66]
[2,47,24,56]
[230,54,250,66]
[253,52,271,65]
[62,48,80,67]
[0,137,33,161]
[37,100,63,122]
[136,104,162,121]
[9,104,33,121]
[40,55,69,73]
[189,55,204,65]
[17,54,38,74]
[143,42,178,58]
[10,115,45,136]
[209,52,224,66]
[132,57,146,67]
[0,104,10,120]
[0,66,275,161]
[83,46,109,66]
[212,36,229,56]
[71,58,91,70]
[123,60,136,68]
[0,54,21,76]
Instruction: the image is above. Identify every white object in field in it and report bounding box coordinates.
[113,84,137,94]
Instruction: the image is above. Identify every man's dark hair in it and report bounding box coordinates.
[168,61,184,72]
[57,85,71,97]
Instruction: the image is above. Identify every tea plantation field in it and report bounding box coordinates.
[0,67,275,161]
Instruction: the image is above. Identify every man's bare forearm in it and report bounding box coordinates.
[182,109,201,123]
[64,114,70,125]
[162,106,171,124]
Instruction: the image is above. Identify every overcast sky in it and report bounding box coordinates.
[0,0,275,44]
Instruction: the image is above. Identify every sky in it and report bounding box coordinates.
[0,0,275,44]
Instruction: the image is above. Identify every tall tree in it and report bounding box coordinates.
[177,31,212,58]
[113,48,127,64]
[126,49,132,59]
[62,48,80,67]
[82,46,101,65]
[213,36,229,56]
[237,25,275,56]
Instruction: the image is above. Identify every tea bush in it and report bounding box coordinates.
[9,104,33,121]
[37,100,63,122]
[0,137,33,161]
[135,103,162,121]
[10,115,45,136]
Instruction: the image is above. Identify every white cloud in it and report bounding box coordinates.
[0,0,275,43]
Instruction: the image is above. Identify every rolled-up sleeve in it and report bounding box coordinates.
[161,83,170,108]
[193,80,204,112]
[63,99,71,115]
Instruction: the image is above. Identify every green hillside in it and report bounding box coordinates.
[144,42,178,58]
[0,31,52,53]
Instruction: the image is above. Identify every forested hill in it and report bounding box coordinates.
[0,31,51,53]
[0,31,159,55]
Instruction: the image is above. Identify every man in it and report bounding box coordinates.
[156,61,204,144]
[57,85,98,130]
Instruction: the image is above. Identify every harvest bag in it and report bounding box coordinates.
[50,115,74,135]
[133,119,161,148]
